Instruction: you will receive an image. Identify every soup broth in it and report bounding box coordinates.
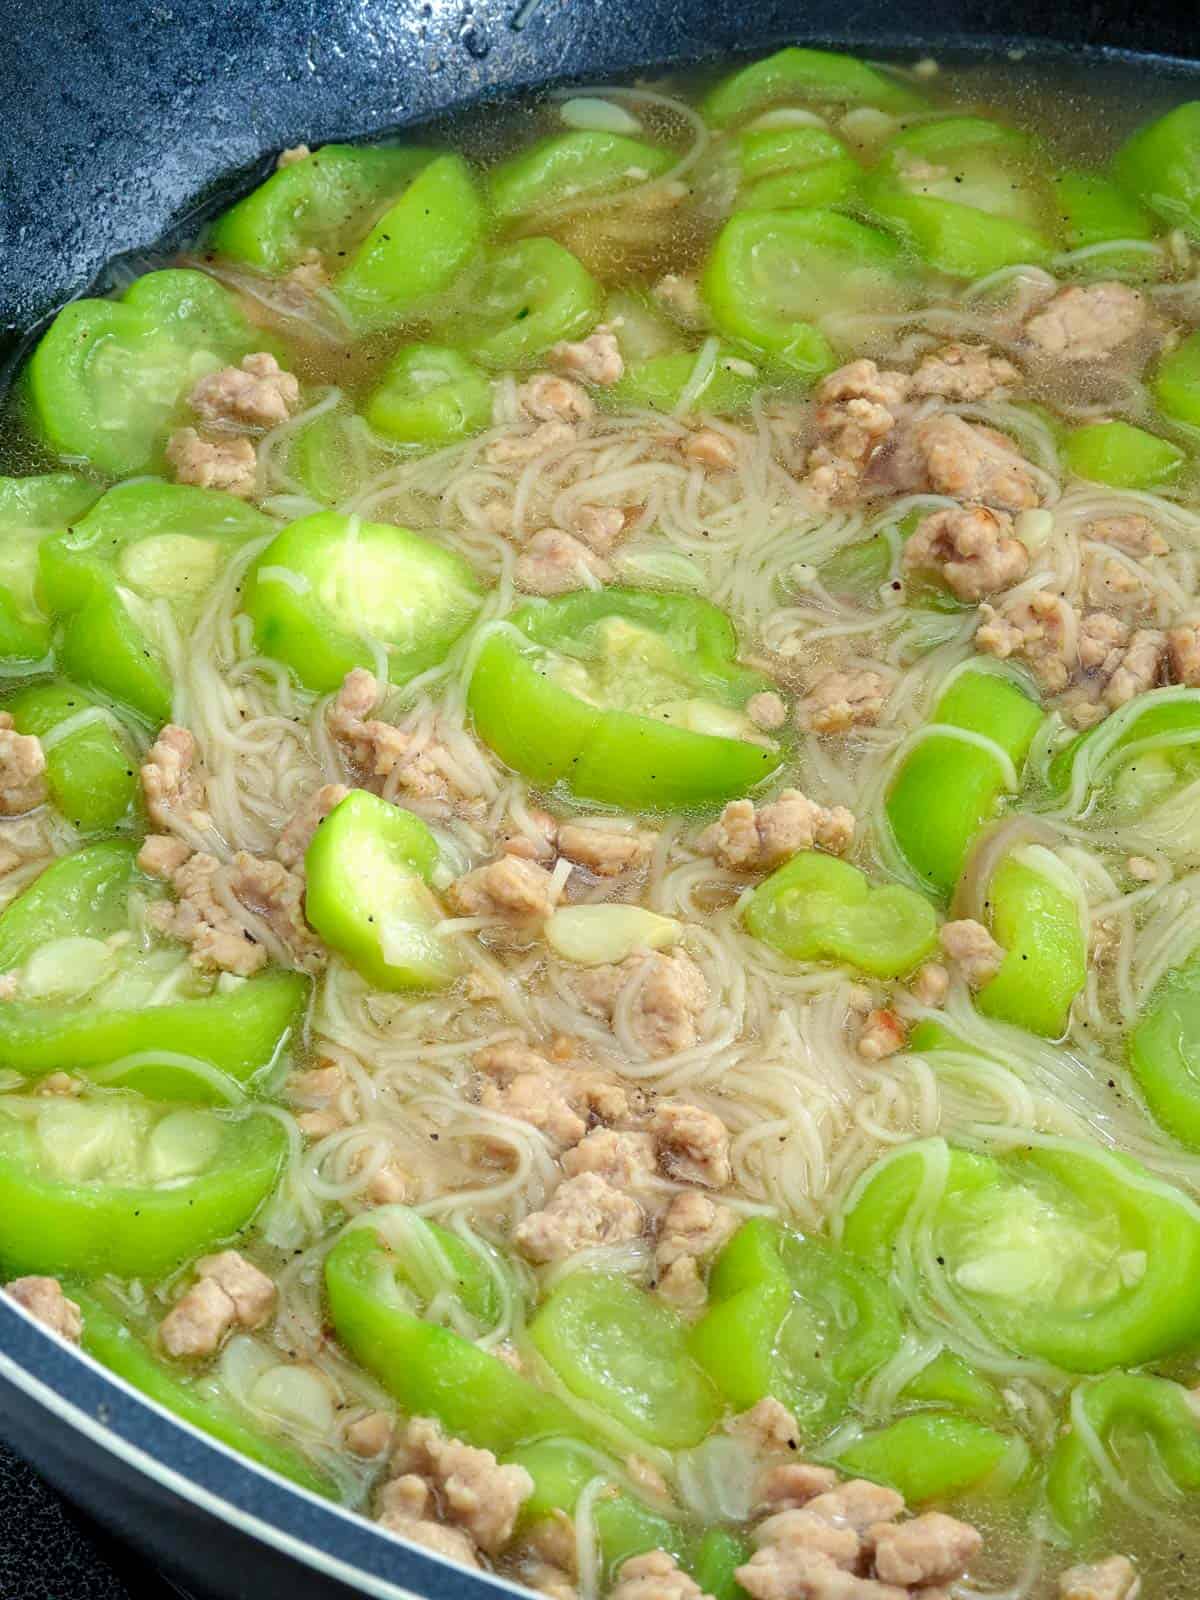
[4,42,1200,1600]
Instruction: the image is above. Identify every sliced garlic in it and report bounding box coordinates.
[838,106,898,155]
[560,97,643,136]
[1014,508,1054,550]
[545,903,682,966]
[746,107,829,131]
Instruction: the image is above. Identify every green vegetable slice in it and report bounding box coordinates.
[886,667,1043,897]
[25,270,262,477]
[325,1225,575,1453]
[453,237,604,370]
[1113,102,1200,240]
[244,511,482,694]
[364,344,493,447]
[528,1272,721,1449]
[336,154,485,330]
[837,1412,1029,1503]
[304,790,457,990]
[703,46,925,127]
[842,1137,1200,1372]
[975,847,1087,1038]
[1130,959,1200,1149]
[7,681,137,833]
[0,1091,286,1278]
[210,142,434,273]
[703,209,909,379]
[1064,421,1185,490]
[744,852,938,978]
[490,131,675,220]
[467,589,781,811]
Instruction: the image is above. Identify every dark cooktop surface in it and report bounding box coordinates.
[0,1439,197,1600]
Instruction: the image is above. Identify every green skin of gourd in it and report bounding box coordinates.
[450,236,605,370]
[1112,102,1200,240]
[209,143,434,274]
[1154,330,1200,433]
[489,131,675,221]
[1047,688,1200,803]
[0,474,102,674]
[687,1219,902,1432]
[836,1411,1030,1504]
[863,117,1059,277]
[1064,421,1186,491]
[335,154,486,331]
[363,344,494,447]
[0,1092,287,1279]
[702,45,926,126]
[841,1138,1200,1372]
[886,669,1044,898]
[25,270,264,478]
[1130,959,1200,1150]
[467,589,781,812]
[303,790,458,991]
[512,1438,688,1579]
[732,126,862,214]
[244,511,482,695]
[324,1225,577,1455]
[743,852,939,979]
[0,840,310,1097]
[38,480,276,725]
[72,1287,337,1498]
[974,852,1088,1039]
[528,1272,721,1450]
[702,208,908,380]
[1046,1374,1200,1545]
[7,681,137,834]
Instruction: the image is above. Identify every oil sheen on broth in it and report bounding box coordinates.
[6,41,1200,1600]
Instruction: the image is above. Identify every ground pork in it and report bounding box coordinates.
[189,352,301,428]
[653,273,708,329]
[803,359,910,505]
[1058,1556,1141,1600]
[858,1008,907,1061]
[573,949,708,1057]
[557,822,656,877]
[549,327,624,386]
[344,1411,393,1458]
[747,691,788,731]
[572,504,631,554]
[277,144,312,167]
[1098,625,1166,709]
[485,420,577,466]
[390,1415,533,1555]
[446,856,562,923]
[147,851,267,976]
[1086,514,1167,558]
[909,342,1020,402]
[975,591,1076,693]
[327,671,470,812]
[798,671,889,735]
[141,725,211,832]
[726,1398,803,1455]
[910,962,950,1007]
[698,791,855,872]
[1024,283,1146,361]
[654,1191,737,1306]
[1168,621,1200,686]
[518,373,594,424]
[516,529,612,595]
[0,714,46,815]
[159,1251,275,1357]
[610,1551,709,1600]
[868,1513,982,1588]
[916,414,1041,512]
[940,919,1005,987]
[228,851,326,972]
[904,505,1029,601]
[562,1128,658,1188]
[376,1473,480,1566]
[4,1276,82,1342]
[652,1102,731,1188]
[514,1172,644,1262]
[683,430,738,472]
[474,1042,633,1149]
[276,783,349,869]
[166,428,257,497]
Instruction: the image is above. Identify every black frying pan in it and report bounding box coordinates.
[0,3,1197,1595]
